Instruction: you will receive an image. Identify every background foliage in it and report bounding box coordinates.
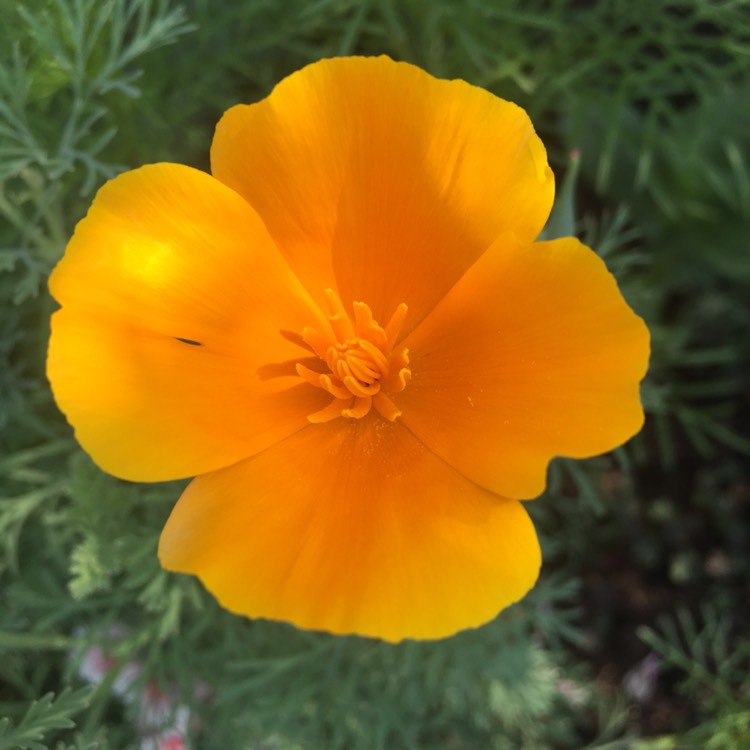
[1,1,748,748]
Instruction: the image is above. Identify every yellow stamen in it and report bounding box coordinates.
[384,303,408,350]
[307,398,351,424]
[342,396,372,419]
[373,392,402,421]
[297,290,411,422]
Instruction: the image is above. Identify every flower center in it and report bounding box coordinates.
[296,289,411,423]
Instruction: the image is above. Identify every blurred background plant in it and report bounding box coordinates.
[1,0,748,748]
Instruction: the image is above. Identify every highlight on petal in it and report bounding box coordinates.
[48,164,332,482]
[399,235,650,500]
[211,55,554,331]
[159,418,541,642]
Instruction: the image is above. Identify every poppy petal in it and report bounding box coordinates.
[399,235,650,499]
[211,56,554,329]
[48,164,331,481]
[158,418,540,642]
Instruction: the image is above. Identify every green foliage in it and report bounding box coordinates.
[635,607,750,750]
[1,0,749,748]
[0,0,193,311]
[0,439,71,576]
[0,687,94,750]
[197,610,582,750]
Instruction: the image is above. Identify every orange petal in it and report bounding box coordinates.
[399,235,650,499]
[211,56,553,330]
[48,164,331,481]
[159,418,541,642]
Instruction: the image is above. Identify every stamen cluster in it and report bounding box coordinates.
[296,289,411,422]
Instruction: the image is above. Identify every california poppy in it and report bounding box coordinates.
[48,56,649,641]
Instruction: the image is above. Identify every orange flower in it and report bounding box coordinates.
[47,57,649,642]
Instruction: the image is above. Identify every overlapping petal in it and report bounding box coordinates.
[211,56,554,330]
[48,164,331,481]
[399,236,650,499]
[158,417,540,642]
